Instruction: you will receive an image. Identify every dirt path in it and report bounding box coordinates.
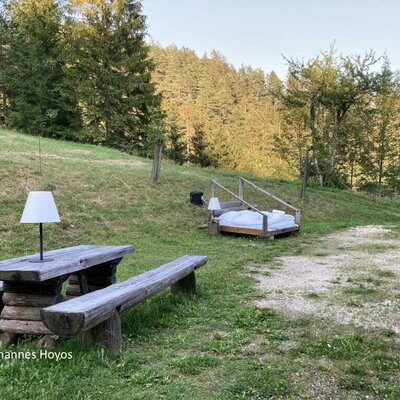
[253,226,400,333]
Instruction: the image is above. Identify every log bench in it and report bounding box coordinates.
[41,255,208,352]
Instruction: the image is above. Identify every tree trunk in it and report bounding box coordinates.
[104,95,112,143]
[329,111,341,175]
[309,101,323,186]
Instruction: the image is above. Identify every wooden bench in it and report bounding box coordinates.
[41,255,208,352]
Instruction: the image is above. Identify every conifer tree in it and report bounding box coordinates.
[64,0,161,152]
[165,117,186,164]
[5,0,80,136]
[190,123,215,167]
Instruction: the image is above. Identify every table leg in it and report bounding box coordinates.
[65,258,121,298]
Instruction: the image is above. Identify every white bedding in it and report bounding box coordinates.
[218,209,298,231]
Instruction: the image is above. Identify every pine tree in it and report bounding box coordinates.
[165,118,186,164]
[5,0,80,136]
[64,0,161,152]
[190,123,215,167]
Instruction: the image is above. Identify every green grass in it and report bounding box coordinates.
[0,129,400,399]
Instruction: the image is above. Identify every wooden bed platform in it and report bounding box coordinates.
[208,177,300,240]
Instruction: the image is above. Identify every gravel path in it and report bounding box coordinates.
[253,226,400,333]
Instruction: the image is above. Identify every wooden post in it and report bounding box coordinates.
[262,214,268,238]
[210,179,215,197]
[83,310,122,353]
[295,210,301,225]
[299,147,310,199]
[238,177,244,200]
[152,142,163,184]
[208,215,220,236]
[171,272,196,295]
[77,271,89,295]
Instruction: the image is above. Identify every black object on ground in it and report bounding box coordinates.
[190,190,204,206]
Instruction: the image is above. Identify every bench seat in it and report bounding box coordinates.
[41,255,208,350]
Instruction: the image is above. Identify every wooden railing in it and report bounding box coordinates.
[238,177,301,224]
[210,177,300,225]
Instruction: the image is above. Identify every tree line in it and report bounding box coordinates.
[0,0,161,155]
[152,46,400,193]
[1,1,399,193]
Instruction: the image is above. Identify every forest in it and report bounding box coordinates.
[0,0,399,193]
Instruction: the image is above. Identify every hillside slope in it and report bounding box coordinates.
[0,129,400,400]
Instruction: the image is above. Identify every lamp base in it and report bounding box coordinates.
[29,258,54,264]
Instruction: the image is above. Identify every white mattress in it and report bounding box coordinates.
[218,209,298,231]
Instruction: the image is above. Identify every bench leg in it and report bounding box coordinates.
[82,310,122,353]
[171,272,196,295]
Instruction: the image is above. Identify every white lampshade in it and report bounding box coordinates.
[20,191,61,224]
[208,197,221,211]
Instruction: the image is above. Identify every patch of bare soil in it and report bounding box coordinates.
[254,226,400,333]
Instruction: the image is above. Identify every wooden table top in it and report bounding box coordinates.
[0,245,134,282]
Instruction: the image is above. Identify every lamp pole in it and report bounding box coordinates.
[39,223,44,261]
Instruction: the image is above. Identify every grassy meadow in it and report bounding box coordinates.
[0,129,400,399]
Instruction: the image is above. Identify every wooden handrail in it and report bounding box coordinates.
[239,177,300,224]
[239,177,299,212]
[210,179,263,215]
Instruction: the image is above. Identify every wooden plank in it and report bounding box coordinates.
[0,245,91,266]
[1,306,42,321]
[219,225,264,236]
[42,255,208,337]
[219,224,299,237]
[0,245,134,282]
[2,281,59,295]
[220,200,243,208]
[2,292,57,307]
[0,319,52,335]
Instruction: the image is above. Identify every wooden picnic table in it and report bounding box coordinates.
[0,245,134,344]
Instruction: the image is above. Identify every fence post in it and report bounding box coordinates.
[152,142,163,184]
[210,179,215,197]
[238,177,244,200]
